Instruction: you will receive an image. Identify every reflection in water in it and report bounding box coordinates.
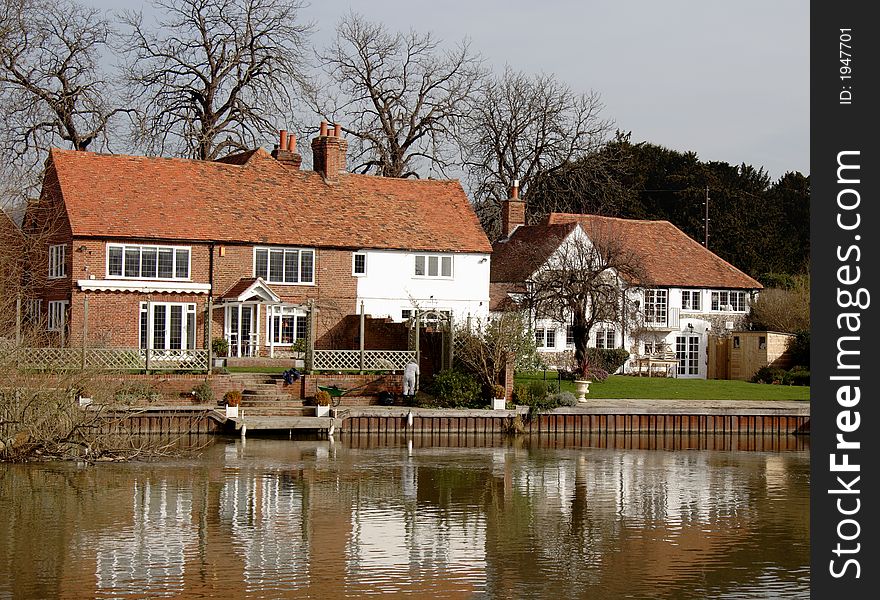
[0,434,809,599]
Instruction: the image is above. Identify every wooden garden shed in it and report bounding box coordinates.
[707,331,795,381]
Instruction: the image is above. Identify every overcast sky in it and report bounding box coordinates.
[88,0,809,180]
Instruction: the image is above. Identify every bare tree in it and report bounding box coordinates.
[747,275,810,333]
[0,0,127,164]
[462,68,613,237]
[121,0,313,160]
[527,224,645,378]
[313,13,482,178]
[454,311,537,393]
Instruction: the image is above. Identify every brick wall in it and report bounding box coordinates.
[57,239,364,353]
[84,373,243,406]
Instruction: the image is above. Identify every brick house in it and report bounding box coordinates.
[491,189,762,378]
[1,208,25,338]
[24,124,491,358]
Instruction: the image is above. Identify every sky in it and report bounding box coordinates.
[86,0,809,180]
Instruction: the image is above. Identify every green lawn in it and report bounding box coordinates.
[516,372,810,401]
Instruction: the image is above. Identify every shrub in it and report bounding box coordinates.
[752,366,786,384]
[492,384,506,399]
[291,338,307,354]
[223,390,242,406]
[787,330,810,368]
[211,337,229,357]
[527,380,549,402]
[548,391,578,407]
[588,348,630,374]
[782,366,810,386]
[428,369,482,408]
[192,381,214,403]
[114,383,162,405]
[315,390,332,406]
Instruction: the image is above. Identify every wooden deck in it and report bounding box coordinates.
[228,415,341,433]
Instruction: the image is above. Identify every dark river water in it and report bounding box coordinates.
[0,434,809,599]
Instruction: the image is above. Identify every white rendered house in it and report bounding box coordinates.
[490,198,761,379]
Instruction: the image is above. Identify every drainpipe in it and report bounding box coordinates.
[207,243,215,368]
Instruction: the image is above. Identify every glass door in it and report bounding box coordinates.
[675,334,700,377]
[226,304,258,357]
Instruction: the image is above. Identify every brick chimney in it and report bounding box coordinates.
[311,121,348,181]
[271,129,302,169]
[501,179,525,238]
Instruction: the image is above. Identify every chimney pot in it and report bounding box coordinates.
[287,134,296,153]
[319,121,328,136]
[333,123,342,137]
[512,179,520,199]
[279,129,288,150]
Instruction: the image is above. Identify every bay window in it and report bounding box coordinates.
[644,289,668,326]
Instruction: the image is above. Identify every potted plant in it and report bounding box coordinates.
[212,337,229,367]
[224,389,241,418]
[573,355,594,402]
[314,389,332,417]
[491,384,507,410]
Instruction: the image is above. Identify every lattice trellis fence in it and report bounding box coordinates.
[1,347,208,372]
[313,349,416,372]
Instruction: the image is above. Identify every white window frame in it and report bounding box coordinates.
[680,290,702,311]
[413,254,453,279]
[253,247,315,285]
[710,290,747,312]
[267,305,308,346]
[48,244,66,279]
[26,299,42,324]
[535,327,556,349]
[107,243,191,281]
[352,252,367,276]
[644,289,668,326]
[47,300,68,331]
[595,328,616,349]
[139,301,197,351]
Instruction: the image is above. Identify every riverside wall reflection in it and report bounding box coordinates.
[0,434,810,599]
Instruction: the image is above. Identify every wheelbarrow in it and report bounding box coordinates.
[317,376,393,407]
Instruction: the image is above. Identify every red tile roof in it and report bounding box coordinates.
[492,213,761,290]
[46,148,491,254]
[490,222,577,283]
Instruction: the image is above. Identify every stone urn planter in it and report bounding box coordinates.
[574,379,591,402]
